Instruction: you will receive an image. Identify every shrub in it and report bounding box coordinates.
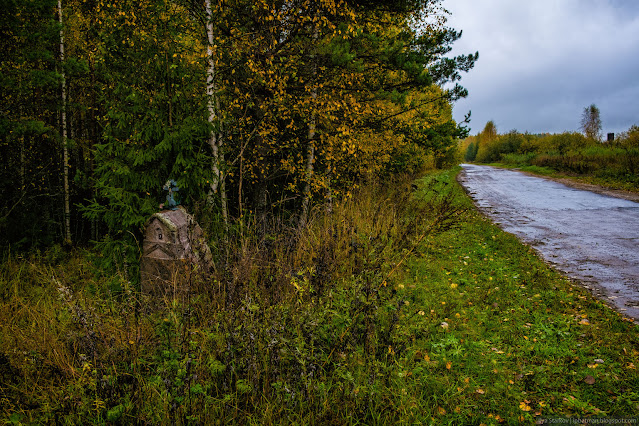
[475,130,525,163]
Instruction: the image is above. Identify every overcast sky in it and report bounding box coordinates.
[443,0,639,136]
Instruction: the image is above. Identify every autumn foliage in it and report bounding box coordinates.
[0,0,476,253]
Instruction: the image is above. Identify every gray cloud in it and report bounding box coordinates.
[444,0,639,135]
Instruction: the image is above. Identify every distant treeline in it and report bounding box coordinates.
[463,122,639,189]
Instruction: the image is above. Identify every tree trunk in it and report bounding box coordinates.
[89,59,98,241]
[325,162,333,214]
[299,25,319,228]
[19,105,25,191]
[58,0,71,245]
[255,176,269,235]
[166,49,173,127]
[299,115,316,228]
[205,0,228,228]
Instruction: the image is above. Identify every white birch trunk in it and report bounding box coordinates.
[205,0,219,192]
[205,0,228,227]
[59,0,71,244]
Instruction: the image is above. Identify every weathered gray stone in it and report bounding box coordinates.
[140,206,213,295]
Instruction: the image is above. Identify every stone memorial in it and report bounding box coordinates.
[140,181,213,295]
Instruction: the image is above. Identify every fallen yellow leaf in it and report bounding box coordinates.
[519,401,532,412]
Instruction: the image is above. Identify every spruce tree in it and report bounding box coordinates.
[82,0,211,275]
[0,0,68,247]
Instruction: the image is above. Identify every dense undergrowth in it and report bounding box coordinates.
[1,169,638,424]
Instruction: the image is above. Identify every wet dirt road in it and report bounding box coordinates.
[458,164,639,320]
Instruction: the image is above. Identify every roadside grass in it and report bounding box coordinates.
[1,167,638,424]
[393,170,639,422]
[485,162,639,193]
[485,162,557,177]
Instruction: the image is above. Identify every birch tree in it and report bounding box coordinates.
[581,104,602,142]
[299,20,319,228]
[58,0,72,244]
[205,0,228,227]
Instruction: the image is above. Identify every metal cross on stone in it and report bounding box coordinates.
[163,179,179,210]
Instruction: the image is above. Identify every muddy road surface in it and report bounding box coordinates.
[458,164,639,321]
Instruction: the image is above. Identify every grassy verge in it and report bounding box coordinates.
[396,169,639,422]
[485,162,639,193]
[1,168,638,424]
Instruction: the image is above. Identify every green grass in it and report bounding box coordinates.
[392,170,639,422]
[1,168,638,424]
[487,161,639,193]
[485,162,559,176]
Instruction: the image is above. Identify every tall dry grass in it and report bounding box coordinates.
[0,173,465,424]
